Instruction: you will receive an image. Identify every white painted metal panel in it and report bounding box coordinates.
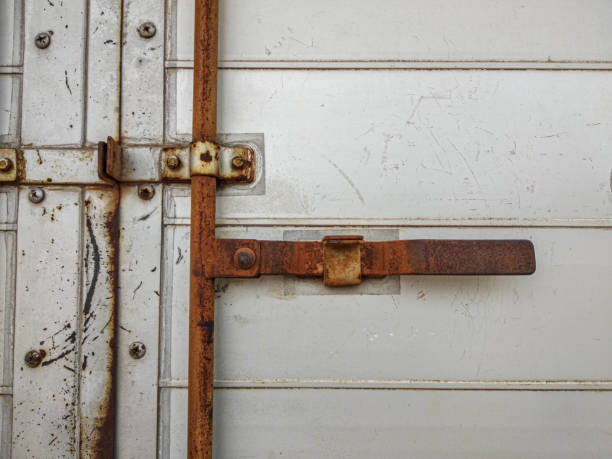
[0,395,12,459]
[0,231,16,388]
[79,188,118,456]
[159,389,612,458]
[86,0,121,144]
[0,0,22,67]
[0,75,20,145]
[170,70,612,225]
[170,0,612,65]
[160,224,612,385]
[121,0,165,142]
[116,184,162,458]
[0,186,16,459]
[22,149,102,185]
[211,389,612,458]
[22,0,86,146]
[13,187,82,457]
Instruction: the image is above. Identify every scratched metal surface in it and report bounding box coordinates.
[2,0,612,457]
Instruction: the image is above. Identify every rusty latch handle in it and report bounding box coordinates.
[205,237,536,286]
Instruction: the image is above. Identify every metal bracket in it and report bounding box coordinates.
[0,148,18,182]
[97,137,122,184]
[161,140,255,182]
[322,236,363,286]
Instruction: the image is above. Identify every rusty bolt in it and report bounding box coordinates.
[231,156,245,169]
[166,154,181,169]
[129,341,146,359]
[137,184,155,200]
[34,32,51,49]
[137,22,156,39]
[234,247,256,270]
[28,188,45,204]
[0,157,13,172]
[24,349,46,368]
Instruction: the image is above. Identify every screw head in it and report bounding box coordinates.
[166,154,181,169]
[28,188,45,204]
[129,341,146,359]
[137,184,155,200]
[137,22,156,39]
[231,156,245,169]
[0,157,13,172]
[24,349,46,368]
[234,247,256,270]
[35,32,51,49]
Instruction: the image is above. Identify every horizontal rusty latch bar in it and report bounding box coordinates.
[205,237,536,285]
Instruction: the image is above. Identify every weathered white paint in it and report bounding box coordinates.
[116,184,162,459]
[22,0,86,146]
[0,75,20,145]
[170,0,612,66]
[0,231,16,388]
[121,0,165,143]
[170,70,612,225]
[5,0,612,457]
[0,395,12,459]
[159,224,612,386]
[78,188,118,456]
[0,186,17,459]
[22,149,103,185]
[0,0,22,67]
[213,389,612,458]
[13,187,82,456]
[86,0,121,144]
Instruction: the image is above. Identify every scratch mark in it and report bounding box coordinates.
[132,280,143,299]
[136,207,157,221]
[64,70,72,95]
[326,158,365,205]
[83,218,100,317]
[176,247,184,265]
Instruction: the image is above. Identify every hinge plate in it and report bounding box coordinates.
[161,141,255,182]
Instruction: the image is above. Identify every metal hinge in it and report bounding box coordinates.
[96,138,256,183]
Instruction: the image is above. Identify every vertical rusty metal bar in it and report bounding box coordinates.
[189,0,218,458]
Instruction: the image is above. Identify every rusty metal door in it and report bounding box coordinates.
[2,0,612,458]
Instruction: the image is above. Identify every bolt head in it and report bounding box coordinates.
[231,156,246,169]
[0,157,13,172]
[137,184,155,200]
[24,349,46,368]
[28,188,45,204]
[35,32,51,49]
[129,341,146,359]
[166,154,181,169]
[137,22,156,39]
[234,247,256,270]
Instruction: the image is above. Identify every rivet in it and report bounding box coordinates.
[129,341,146,359]
[24,349,46,368]
[166,154,181,169]
[234,247,256,270]
[137,22,156,39]
[231,156,245,169]
[28,188,45,204]
[137,184,155,200]
[0,157,13,172]
[35,32,51,49]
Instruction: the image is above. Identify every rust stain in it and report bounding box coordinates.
[206,238,536,280]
